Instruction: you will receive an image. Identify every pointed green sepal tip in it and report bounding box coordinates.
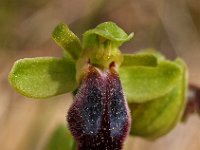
[9,57,77,99]
[52,23,82,60]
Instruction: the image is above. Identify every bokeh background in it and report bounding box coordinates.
[0,0,200,150]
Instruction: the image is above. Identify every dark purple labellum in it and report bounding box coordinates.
[67,64,131,150]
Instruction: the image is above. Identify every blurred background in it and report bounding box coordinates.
[0,0,200,149]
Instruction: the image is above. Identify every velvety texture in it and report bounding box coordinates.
[67,65,130,150]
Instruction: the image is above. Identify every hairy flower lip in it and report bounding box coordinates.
[67,64,131,150]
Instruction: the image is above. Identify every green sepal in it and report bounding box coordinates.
[119,60,182,103]
[9,57,77,99]
[121,53,157,67]
[129,84,183,139]
[129,58,187,139]
[83,22,133,48]
[52,23,82,60]
[44,124,76,150]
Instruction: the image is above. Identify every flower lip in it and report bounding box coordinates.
[67,64,130,150]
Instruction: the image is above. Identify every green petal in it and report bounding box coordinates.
[9,57,77,99]
[129,58,187,139]
[138,48,166,62]
[121,53,157,67]
[52,23,82,60]
[44,124,76,150]
[83,21,133,48]
[119,60,182,103]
